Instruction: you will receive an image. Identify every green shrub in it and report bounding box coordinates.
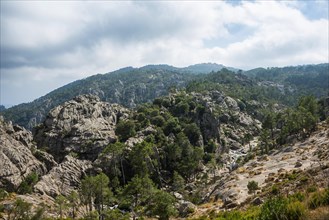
[0,188,8,201]
[287,173,298,181]
[151,115,165,126]
[299,175,309,183]
[259,197,288,220]
[115,120,136,141]
[247,181,259,195]
[271,185,280,195]
[289,192,305,202]
[323,188,329,205]
[286,201,306,220]
[259,195,306,220]
[82,210,99,220]
[307,186,317,193]
[104,209,129,220]
[146,190,177,220]
[18,172,38,194]
[308,188,329,209]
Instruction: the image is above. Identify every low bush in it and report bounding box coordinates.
[308,188,329,209]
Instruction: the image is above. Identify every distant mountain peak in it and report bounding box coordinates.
[182,63,238,73]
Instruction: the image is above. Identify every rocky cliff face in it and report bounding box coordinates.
[34,155,92,197]
[190,91,261,157]
[0,117,47,191]
[33,95,129,161]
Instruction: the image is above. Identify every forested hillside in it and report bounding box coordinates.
[1,66,196,130]
[1,64,327,130]
[244,63,329,102]
[0,64,329,219]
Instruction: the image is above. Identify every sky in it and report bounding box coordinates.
[1,0,328,107]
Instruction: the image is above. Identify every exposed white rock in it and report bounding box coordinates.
[0,117,47,190]
[34,95,129,161]
[34,155,92,197]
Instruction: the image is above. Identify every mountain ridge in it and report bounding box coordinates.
[1,63,328,130]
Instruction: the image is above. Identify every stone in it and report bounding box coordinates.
[222,197,239,209]
[278,168,286,173]
[219,114,230,123]
[239,114,254,127]
[225,96,239,111]
[33,149,58,171]
[283,146,294,152]
[251,197,263,206]
[230,141,241,150]
[173,192,184,200]
[34,155,92,197]
[33,94,129,161]
[295,161,303,168]
[0,118,47,191]
[177,200,196,217]
[237,167,246,174]
[125,125,157,148]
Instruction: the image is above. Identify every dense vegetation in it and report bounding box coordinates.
[244,64,329,101]
[1,66,198,129]
[1,64,328,129]
[0,63,328,219]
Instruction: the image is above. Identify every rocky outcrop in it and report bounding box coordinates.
[33,149,58,171]
[177,200,196,217]
[0,117,47,191]
[204,122,329,210]
[190,91,260,154]
[33,95,129,161]
[125,126,157,148]
[34,155,92,197]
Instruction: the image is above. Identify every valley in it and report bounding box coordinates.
[0,64,328,220]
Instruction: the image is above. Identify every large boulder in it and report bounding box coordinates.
[0,117,47,191]
[177,200,196,217]
[33,95,129,161]
[225,96,239,111]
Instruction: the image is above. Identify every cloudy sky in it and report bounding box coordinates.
[1,0,328,107]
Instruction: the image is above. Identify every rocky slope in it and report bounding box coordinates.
[0,117,47,191]
[33,94,129,162]
[194,122,329,217]
[34,155,92,197]
[189,91,261,165]
[1,91,328,219]
[1,94,130,196]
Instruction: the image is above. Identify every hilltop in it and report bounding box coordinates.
[1,63,327,130]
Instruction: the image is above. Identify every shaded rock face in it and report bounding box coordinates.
[33,95,129,161]
[177,200,196,217]
[0,117,47,191]
[190,91,260,153]
[191,91,222,144]
[125,126,157,148]
[34,155,92,197]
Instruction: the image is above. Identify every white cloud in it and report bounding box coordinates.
[0,0,328,106]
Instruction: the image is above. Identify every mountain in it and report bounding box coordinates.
[0,90,328,219]
[0,63,235,130]
[244,63,329,98]
[1,63,328,131]
[181,63,238,74]
[0,64,328,219]
[0,66,193,130]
